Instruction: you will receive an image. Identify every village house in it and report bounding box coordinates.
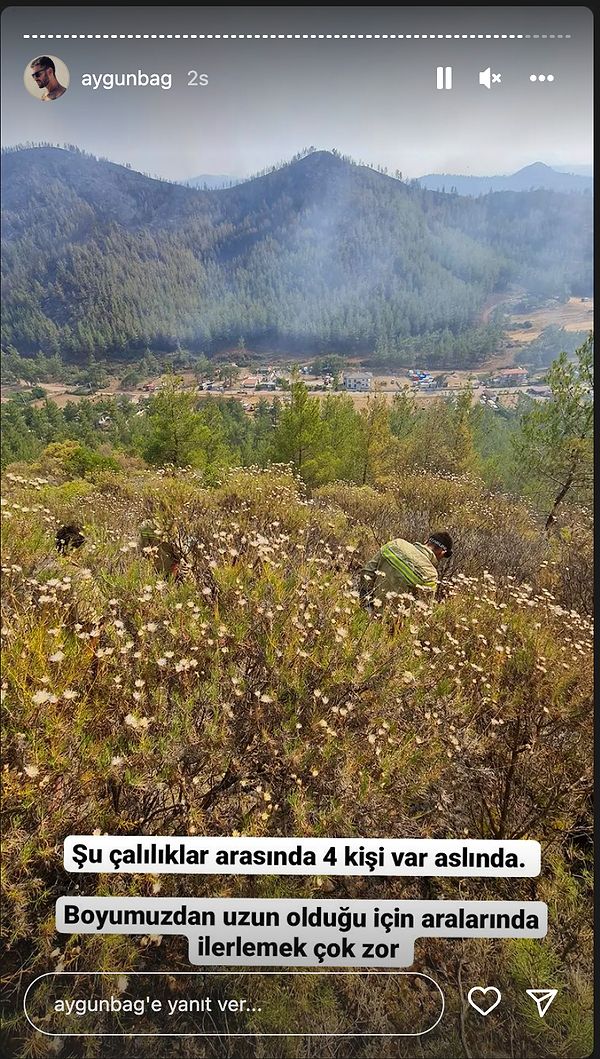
[343,371,373,392]
[489,367,529,387]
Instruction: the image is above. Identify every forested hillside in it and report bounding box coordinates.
[1,146,593,366]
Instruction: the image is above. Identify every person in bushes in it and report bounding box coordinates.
[30,523,86,570]
[138,521,182,581]
[55,524,85,554]
[359,531,453,609]
[28,523,105,628]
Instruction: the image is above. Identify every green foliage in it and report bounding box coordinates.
[522,325,590,368]
[516,336,593,523]
[355,396,401,485]
[119,368,142,389]
[1,343,594,527]
[388,390,483,478]
[0,393,144,469]
[1,346,70,385]
[216,362,241,388]
[42,440,121,480]
[310,354,348,375]
[473,405,525,492]
[506,937,593,1057]
[449,386,483,475]
[140,376,212,468]
[388,388,418,440]
[270,374,330,486]
[79,358,109,392]
[192,354,212,382]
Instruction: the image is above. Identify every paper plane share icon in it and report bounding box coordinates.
[526,989,558,1018]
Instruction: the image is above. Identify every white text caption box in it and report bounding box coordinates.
[64,836,541,876]
[57,897,547,967]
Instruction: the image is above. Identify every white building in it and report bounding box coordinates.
[343,371,373,392]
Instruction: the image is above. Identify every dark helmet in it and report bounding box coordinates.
[427,531,453,560]
[56,524,85,554]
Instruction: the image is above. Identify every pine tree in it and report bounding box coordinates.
[141,376,210,467]
[516,335,594,529]
[356,396,399,486]
[449,386,481,475]
[321,393,362,481]
[389,390,418,441]
[270,372,329,486]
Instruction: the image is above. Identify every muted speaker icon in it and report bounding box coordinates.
[479,67,502,88]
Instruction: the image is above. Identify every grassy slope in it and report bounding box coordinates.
[0,465,593,1058]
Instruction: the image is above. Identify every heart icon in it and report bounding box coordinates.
[467,986,502,1016]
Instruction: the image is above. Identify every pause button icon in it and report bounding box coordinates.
[436,66,453,90]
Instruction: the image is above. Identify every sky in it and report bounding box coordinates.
[1,6,593,181]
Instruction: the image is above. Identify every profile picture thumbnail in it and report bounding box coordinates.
[24,55,69,102]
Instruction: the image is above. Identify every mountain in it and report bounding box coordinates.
[417,162,593,195]
[0,147,593,365]
[184,174,240,189]
[554,165,593,177]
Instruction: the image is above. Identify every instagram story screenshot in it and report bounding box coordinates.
[0,5,594,1058]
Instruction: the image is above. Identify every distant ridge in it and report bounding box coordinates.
[184,174,240,189]
[554,164,593,177]
[416,162,592,195]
